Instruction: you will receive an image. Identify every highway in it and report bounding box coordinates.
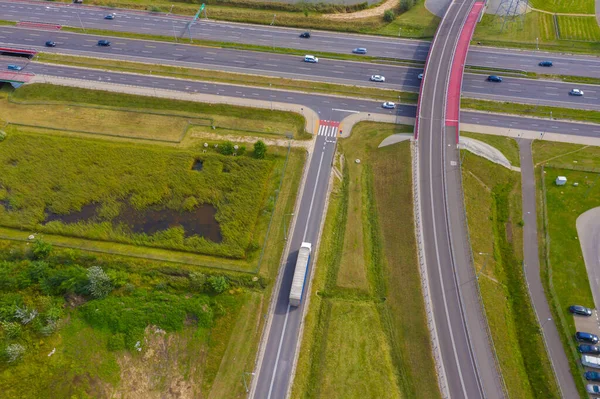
[2,0,600,78]
[3,26,600,111]
[416,0,501,397]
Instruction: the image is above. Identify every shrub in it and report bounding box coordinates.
[32,239,52,260]
[0,131,6,142]
[107,333,126,351]
[207,276,229,294]
[1,321,21,339]
[189,272,206,292]
[15,306,37,325]
[253,140,267,159]
[4,343,25,363]
[237,145,246,156]
[399,0,415,12]
[219,141,235,156]
[87,266,113,299]
[384,9,395,22]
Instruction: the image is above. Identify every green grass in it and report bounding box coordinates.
[293,122,440,399]
[557,16,600,41]
[529,0,595,14]
[35,53,419,104]
[376,0,440,38]
[473,12,600,55]
[533,141,600,167]
[461,131,521,167]
[462,151,560,398]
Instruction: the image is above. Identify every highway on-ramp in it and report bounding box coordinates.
[2,0,600,78]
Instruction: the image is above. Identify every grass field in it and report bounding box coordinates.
[557,16,600,41]
[461,132,521,167]
[376,0,440,38]
[292,122,439,399]
[529,0,595,14]
[0,241,265,398]
[461,151,560,398]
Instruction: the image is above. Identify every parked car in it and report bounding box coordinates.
[97,40,111,46]
[7,65,22,71]
[418,73,423,80]
[576,332,599,344]
[570,88,584,96]
[104,14,115,20]
[370,75,385,82]
[539,60,553,67]
[304,55,318,63]
[587,384,600,395]
[586,371,600,381]
[570,305,593,316]
[382,101,395,109]
[45,40,56,47]
[487,75,503,82]
[579,345,600,355]
[299,32,311,38]
[352,47,367,54]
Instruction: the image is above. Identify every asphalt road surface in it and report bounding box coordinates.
[416,0,502,397]
[2,0,600,78]
[2,27,600,111]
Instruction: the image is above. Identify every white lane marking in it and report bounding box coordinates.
[332,108,359,113]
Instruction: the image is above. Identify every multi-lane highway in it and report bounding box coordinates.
[2,0,600,78]
[2,26,600,111]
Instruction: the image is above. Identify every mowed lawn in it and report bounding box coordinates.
[529,0,595,14]
[557,16,600,41]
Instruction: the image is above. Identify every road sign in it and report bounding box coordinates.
[193,4,205,21]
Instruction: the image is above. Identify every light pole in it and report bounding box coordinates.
[541,317,552,328]
[477,252,491,279]
[283,213,294,240]
[536,37,539,50]
[242,372,255,393]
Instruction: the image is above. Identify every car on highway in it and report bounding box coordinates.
[104,14,115,20]
[299,32,311,38]
[352,47,367,54]
[418,73,423,80]
[7,65,22,71]
[570,88,584,96]
[570,305,593,316]
[382,101,395,109]
[577,332,599,344]
[97,40,111,46]
[579,345,600,354]
[586,371,600,381]
[587,384,600,396]
[45,41,56,47]
[539,60,553,67]
[487,75,503,82]
[304,55,318,63]
[370,75,385,82]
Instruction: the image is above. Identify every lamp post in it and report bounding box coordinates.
[283,213,294,241]
[242,372,255,393]
[477,252,491,279]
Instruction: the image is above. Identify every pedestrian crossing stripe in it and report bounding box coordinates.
[318,120,340,138]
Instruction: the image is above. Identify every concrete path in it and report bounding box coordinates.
[519,139,579,399]
[425,0,451,17]
[459,136,519,171]
[577,207,600,310]
[377,133,412,147]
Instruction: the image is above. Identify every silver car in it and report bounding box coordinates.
[370,75,385,82]
[382,101,396,109]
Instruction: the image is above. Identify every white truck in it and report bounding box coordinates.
[582,355,600,369]
[289,242,312,307]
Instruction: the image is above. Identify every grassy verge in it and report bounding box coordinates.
[528,0,595,14]
[461,98,600,124]
[556,16,600,42]
[35,53,419,104]
[292,122,440,398]
[461,150,560,398]
[461,131,521,167]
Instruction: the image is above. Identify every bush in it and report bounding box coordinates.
[0,131,6,142]
[207,276,229,294]
[107,333,126,351]
[384,9,395,22]
[32,239,52,260]
[219,141,235,156]
[399,0,415,12]
[253,140,267,159]
[87,266,113,299]
[4,343,25,363]
[189,272,206,292]
[1,321,21,339]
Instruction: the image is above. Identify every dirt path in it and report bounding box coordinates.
[324,0,397,20]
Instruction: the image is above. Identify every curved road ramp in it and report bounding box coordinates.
[414,1,507,398]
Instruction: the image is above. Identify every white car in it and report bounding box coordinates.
[570,88,584,96]
[382,102,396,109]
[304,55,318,63]
[418,73,423,80]
[370,75,385,82]
[587,384,600,395]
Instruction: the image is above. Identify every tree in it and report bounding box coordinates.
[383,9,395,22]
[5,344,25,363]
[219,141,235,156]
[253,140,267,159]
[207,276,229,294]
[32,239,53,260]
[87,266,113,299]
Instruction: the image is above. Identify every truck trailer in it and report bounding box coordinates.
[289,242,312,307]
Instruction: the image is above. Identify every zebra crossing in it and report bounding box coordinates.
[318,120,340,138]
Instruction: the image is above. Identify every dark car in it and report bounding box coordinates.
[576,332,599,344]
[45,41,56,47]
[104,14,115,20]
[487,75,503,82]
[578,345,600,354]
[352,47,367,54]
[97,40,111,46]
[570,305,593,316]
[299,32,311,38]
[539,60,553,67]
[586,371,600,381]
